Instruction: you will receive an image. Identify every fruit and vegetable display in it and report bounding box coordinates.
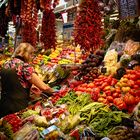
[0,40,140,139]
[1,0,140,139]
[0,42,140,139]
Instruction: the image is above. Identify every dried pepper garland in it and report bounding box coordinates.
[20,0,38,46]
[40,9,56,50]
[74,0,104,52]
[40,0,59,50]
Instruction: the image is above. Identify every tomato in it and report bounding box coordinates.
[135,96,140,104]
[102,99,109,104]
[133,85,139,89]
[123,93,135,105]
[112,92,119,98]
[98,75,105,79]
[135,71,140,78]
[79,87,86,92]
[110,79,118,86]
[113,98,123,105]
[127,80,135,87]
[129,74,137,81]
[81,83,88,87]
[98,97,105,102]
[86,88,92,93]
[115,87,121,93]
[87,83,95,88]
[135,80,140,85]
[100,93,107,98]
[92,87,100,94]
[105,90,111,96]
[123,74,129,78]
[100,82,108,90]
[103,86,111,91]
[127,105,135,113]
[135,90,140,97]
[129,89,137,97]
[117,102,127,110]
[106,96,113,102]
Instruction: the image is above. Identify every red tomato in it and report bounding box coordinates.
[135,90,140,97]
[92,87,100,94]
[115,87,121,93]
[100,93,106,98]
[110,79,118,86]
[106,96,113,102]
[135,96,140,104]
[112,92,119,98]
[113,98,124,106]
[127,80,135,87]
[87,83,95,88]
[105,90,111,96]
[98,97,105,102]
[102,99,109,104]
[103,86,111,91]
[129,74,137,81]
[127,105,135,113]
[135,80,140,85]
[123,93,135,105]
[135,71,140,78]
[117,102,127,110]
[133,85,139,89]
[100,82,108,90]
[86,88,92,93]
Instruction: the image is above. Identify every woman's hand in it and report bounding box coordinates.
[46,87,55,94]
[30,84,42,95]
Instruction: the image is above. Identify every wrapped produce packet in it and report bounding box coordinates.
[80,127,101,140]
[108,126,136,140]
[108,41,125,52]
[133,102,140,123]
[103,49,120,75]
[124,40,140,56]
[14,122,39,140]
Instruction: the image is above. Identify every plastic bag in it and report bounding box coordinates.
[104,49,118,65]
[103,49,120,75]
[120,54,131,67]
[13,123,38,140]
[133,102,140,123]
[108,41,125,52]
[124,40,140,56]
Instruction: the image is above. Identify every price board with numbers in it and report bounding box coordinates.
[118,0,140,19]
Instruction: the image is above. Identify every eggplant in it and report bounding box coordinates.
[127,60,139,69]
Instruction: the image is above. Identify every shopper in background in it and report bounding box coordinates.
[0,42,54,118]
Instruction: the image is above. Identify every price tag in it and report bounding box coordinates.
[118,0,140,19]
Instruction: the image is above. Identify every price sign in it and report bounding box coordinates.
[118,0,140,19]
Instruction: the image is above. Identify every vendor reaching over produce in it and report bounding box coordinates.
[0,43,54,118]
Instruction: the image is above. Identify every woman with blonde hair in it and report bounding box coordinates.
[0,43,54,118]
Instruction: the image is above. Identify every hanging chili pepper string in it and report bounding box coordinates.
[74,0,104,52]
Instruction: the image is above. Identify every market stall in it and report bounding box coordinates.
[0,0,140,140]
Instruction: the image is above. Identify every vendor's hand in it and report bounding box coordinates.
[47,87,55,94]
[30,85,42,95]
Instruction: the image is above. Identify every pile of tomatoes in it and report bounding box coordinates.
[72,70,140,113]
[3,114,22,133]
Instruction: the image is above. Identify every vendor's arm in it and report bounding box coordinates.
[29,73,54,94]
